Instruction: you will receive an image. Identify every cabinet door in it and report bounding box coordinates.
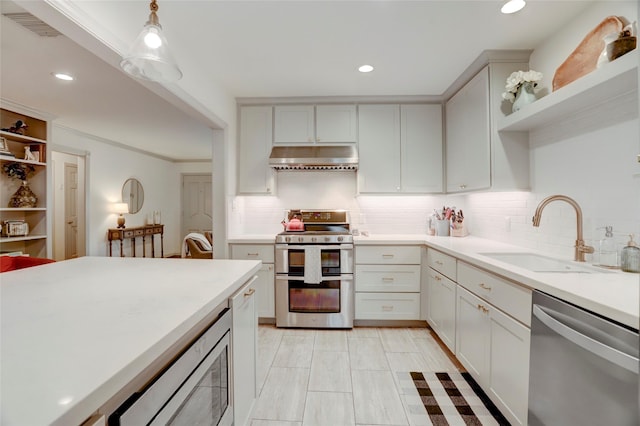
[357,104,401,193]
[426,269,456,352]
[231,277,258,426]
[238,106,274,194]
[488,306,530,426]
[445,66,490,193]
[456,285,489,386]
[316,105,357,143]
[274,105,315,144]
[256,263,275,318]
[400,104,443,193]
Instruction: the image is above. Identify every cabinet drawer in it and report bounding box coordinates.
[230,244,274,263]
[355,292,420,320]
[356,246,421,265]
[123,230,135,238]
[457,262,532,326]
[134,229,145,237]
[427,248,457,280]
[355,265,420,292]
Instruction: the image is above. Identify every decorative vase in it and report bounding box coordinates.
[9,180,37,208]
[512,81,537,113]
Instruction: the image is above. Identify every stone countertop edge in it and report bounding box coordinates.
[355,234,639,329]
[1,257,262,426]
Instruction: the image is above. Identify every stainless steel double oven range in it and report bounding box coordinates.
[275,210,354,328]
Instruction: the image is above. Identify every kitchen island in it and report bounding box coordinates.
[0,256,261,426]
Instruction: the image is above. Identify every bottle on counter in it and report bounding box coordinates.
[621,234,640,273]
[598,226,618,268]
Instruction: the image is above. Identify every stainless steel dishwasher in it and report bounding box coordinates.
[528,290,639,426]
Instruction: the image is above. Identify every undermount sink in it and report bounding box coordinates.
[479,252,612,274]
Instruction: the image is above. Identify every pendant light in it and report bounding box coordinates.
[120,0,183,82]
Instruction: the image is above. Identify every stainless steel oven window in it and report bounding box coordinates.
[288,280,341,313]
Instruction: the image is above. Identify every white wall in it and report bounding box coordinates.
[52,125,213,257]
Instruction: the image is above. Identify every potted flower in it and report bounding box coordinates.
[2,162,37,207]
[502,70,543,113]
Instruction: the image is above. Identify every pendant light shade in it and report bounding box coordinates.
[120,0,182,82]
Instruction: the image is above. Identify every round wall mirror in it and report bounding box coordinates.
[122,178,144,214]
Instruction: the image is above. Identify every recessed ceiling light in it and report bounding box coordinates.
[53,72,74,81]
[501,0,526,14]
[358,65,374,73]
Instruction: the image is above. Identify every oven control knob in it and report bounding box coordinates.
[285,236,291,243]
[324,237,330,242]
[311,237,317,242]
[337,236,344,242]
[298,237,304,243]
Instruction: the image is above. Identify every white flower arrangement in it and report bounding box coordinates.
[502,70,543,102]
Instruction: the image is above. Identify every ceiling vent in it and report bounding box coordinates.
[3,12,61,37]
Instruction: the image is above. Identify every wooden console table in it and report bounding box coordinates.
[108,225,164,258]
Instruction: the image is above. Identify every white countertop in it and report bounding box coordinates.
[354,234,639,329]
[0,256,261,426]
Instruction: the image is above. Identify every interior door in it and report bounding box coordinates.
[64,163,78,259]
[181,173,213,238]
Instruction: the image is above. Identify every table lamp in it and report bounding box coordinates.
[114,203,129,228]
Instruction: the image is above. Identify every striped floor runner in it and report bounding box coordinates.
[398,371,511,426]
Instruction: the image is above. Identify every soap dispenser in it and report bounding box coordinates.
[621,234,640,273]
[598,226,618,268]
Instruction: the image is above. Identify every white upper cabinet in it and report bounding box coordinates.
[445,59,531,193]
[273,104,356,144]
[401,104,443,193]
[359,104,443,194]
[358,104,401,193]
[274,105,315,144]
[316,105,357,143]
[238,106,274,194]
[446,66,491,193]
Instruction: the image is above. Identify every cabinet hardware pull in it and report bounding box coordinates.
[244,288,256,297]
[477,304,489,314]
[247,252,259,256]
[382,305,394,311]
[382,254,394,258]
[435,260,444,265]
[459,184,467,189]
[382,277,395,282]
[434,275,442,281]
[479,283,492,291]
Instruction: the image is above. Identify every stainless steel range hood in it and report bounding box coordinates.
[268,145,358,170]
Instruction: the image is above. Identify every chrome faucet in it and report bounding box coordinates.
[532,195,594,262]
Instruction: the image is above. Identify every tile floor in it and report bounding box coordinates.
[250,325,463,426]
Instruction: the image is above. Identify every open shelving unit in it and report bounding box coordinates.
[498,51,638,132]
[1,106,50,257]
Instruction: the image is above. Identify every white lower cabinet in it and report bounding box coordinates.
[355,292,420,320]
[231,276,258,426]
[230,244,275,319]
[355,245,422,320]
[456,285,530,426]
[426,268,456,352]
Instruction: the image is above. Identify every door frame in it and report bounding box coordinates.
[51,145,88,260]
[180,172,213,239]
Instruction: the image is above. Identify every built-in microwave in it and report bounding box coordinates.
[108,309,233,426]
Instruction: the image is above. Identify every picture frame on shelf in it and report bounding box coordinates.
[0,137,13,158]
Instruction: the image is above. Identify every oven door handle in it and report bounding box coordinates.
[278,244,353,250]
[533,305,639,374]
[276,275,353,282]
